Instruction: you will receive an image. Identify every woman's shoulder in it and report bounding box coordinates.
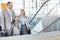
[17,16,28,19]
[17,16,21,19]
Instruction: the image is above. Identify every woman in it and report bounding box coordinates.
[12,17,21,36]
[19,9,31,35]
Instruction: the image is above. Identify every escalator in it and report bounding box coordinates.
[29,0,49,30]
[29,0,60,34]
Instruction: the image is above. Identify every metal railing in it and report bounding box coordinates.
[29,0,50,24]
[31,3,58,33]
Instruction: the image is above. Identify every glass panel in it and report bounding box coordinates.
[2,0,12,3]
[14,9,20,16]
[43,24,53,32]
[13,0,23,3]
[56,18,60,31]
[13,3,23,9]
[0,0,1,4]
[25,0,30,16]
[13,0,24,16]
[0,0,1,26]
[32,0,36,7]
[0,4,1,9]
[29,0,32,8]
[0,0,1,9]
[0,4,1,13]
[32,8,36,14]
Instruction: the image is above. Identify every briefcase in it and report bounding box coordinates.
[27,28,31,34]
[0,31,8,37]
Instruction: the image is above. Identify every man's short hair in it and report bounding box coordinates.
[7,2,12,5]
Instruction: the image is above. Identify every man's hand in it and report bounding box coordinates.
[2,29,5,31]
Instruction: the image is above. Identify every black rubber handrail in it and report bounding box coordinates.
[29,0,50,24]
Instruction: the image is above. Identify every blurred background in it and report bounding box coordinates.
[0,0,60,34]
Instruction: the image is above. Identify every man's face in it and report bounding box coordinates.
[8,3,13,9]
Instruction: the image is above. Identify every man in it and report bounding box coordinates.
[1,2,16,36]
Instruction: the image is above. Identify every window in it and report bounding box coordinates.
[2,0,12,3]
[13,0,24,16]
[0,0,1,13]
[0,4,1,12]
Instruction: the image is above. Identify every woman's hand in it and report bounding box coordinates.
[27,26,30,30]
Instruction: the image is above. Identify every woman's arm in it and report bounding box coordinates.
[26,17,30,29]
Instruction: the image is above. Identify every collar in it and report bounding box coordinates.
[7,8,12,11]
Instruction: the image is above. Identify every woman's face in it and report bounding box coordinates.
[20,10,25,16]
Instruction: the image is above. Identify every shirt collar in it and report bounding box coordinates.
[7,8,12,11]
